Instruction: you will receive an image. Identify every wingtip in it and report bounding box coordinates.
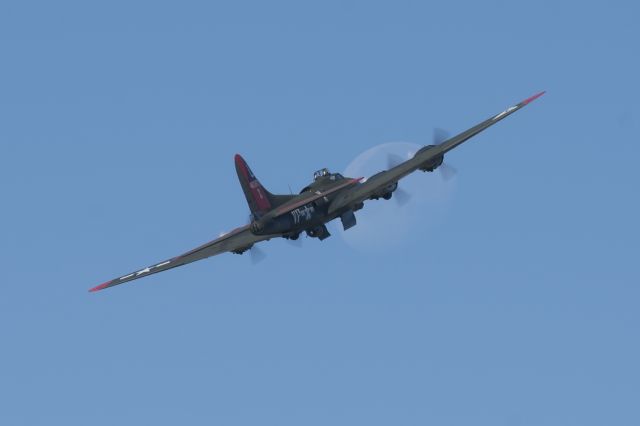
[521,91,546,105]
[89,281,111,293]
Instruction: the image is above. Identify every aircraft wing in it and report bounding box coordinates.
[328,91,545,215]
[89,225,271,292]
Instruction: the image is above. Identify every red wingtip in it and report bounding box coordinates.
[522,91,546,105]
[89,281,111,293]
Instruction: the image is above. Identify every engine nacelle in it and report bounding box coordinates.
[232,244,253,254]
[367,173,398,200]
[414,145,444,172]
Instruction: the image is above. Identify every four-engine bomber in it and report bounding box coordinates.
[90,91,545,292]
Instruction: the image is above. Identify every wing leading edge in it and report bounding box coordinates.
[328,91,545,215]
[89,225,271,292]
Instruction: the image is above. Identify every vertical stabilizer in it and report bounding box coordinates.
[235,154,293,218]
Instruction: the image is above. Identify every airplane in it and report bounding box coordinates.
[90,91,545,292]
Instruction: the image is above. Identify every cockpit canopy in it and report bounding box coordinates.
[313,168,331,180]
[312,168,345,182]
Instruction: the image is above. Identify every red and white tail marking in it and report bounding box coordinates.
[235,154,272,213]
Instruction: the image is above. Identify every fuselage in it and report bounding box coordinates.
[251,172,362,239]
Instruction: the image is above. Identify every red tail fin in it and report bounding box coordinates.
[235,154,275,218]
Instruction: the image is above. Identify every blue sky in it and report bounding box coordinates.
[1,1,638,425]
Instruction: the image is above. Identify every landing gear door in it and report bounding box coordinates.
[340,210,357,231]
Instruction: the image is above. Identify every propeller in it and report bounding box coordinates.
[439,162,457,181]
[393,187,411,206]
[432,128,457,181]
[243,212,268,263]
[381,128,458,204]
[286,235,304,248]
[385,153,412,206]
[387,153,405,169]
[433,127,450,145]
[249,244,266,264]
[342,140,457,252]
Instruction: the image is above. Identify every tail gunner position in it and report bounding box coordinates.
[90,92,545,292]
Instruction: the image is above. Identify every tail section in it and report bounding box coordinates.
[235,154,294,218]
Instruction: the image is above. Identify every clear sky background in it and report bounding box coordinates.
[1,1,638,425]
